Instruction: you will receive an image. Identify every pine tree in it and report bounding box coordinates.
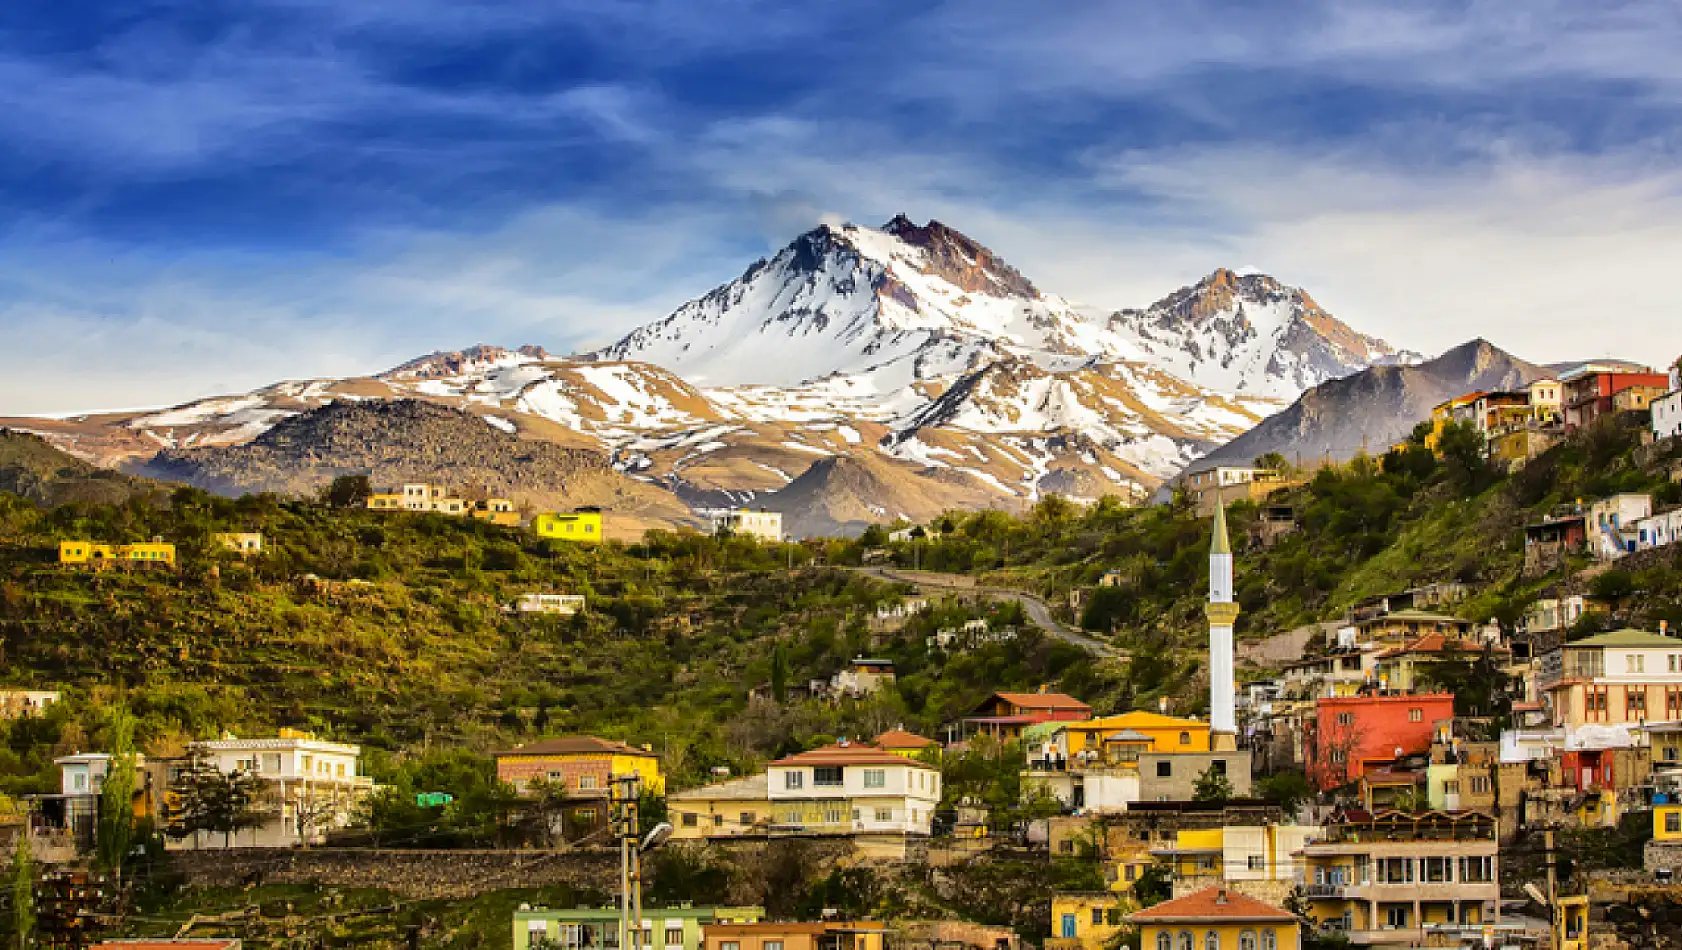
[95,700,137,878]
[10,835,34,950]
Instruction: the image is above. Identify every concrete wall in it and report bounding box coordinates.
[1137,752,1253,800]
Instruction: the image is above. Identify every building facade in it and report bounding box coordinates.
[1538,628,1682,730]
[170,732,370,849]
[1297,810,1499,945]
[512,906,763,950]
[1308,694,1455,790]
[534,510,605,543]
[766,743,941,840]
[494,736,664,796]
[711,509,784,542]
[700,921,885,950]
[1127,888,1299,950]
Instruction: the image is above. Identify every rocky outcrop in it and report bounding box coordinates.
[1190,338,1548,472]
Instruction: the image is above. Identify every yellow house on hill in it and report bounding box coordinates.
[469,498,521,526]
[1129,888,1299,950]
[58,540,176,568]
[1062,711,1211,756]
[1656,803,1682,841]
[534,510,603,543]
[492,735,663,796]
[1049,892,1124,950]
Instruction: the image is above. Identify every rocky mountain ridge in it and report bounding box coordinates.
[1,216,1421,534]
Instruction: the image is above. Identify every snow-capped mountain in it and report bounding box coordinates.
[1105,268,1416,400]
[2,216,1414,535]
[599,215,1407,400]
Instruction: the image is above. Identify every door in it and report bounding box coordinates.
[1061,915,1077,939]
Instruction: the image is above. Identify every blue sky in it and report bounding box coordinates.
[3,1,1681,413]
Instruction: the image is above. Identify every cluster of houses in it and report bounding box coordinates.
[1523,489,1682,574]
[365,483,787,543]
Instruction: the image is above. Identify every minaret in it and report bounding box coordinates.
[1206,498,1239,752]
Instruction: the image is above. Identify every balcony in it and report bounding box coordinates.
[1302,883,1348,899]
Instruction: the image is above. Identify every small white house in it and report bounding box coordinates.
[1635,508,1682,552]
[513,593,586,615]
[1588,493,1653,559]
[711,508,784,542]
[0,689,60,719]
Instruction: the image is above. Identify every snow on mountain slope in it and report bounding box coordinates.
[1105,269,1416,400]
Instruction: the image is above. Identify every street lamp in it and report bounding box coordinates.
[615,777,674,950]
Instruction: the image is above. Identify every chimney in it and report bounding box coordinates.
[1215,889,1228,905]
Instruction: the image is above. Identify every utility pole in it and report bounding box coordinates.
[614,773,644,950]
[1544,825,1558,918]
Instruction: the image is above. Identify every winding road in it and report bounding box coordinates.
[851,566,1127,660]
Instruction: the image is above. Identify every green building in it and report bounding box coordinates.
[513,904,765,950]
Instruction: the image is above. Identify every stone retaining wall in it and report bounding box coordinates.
[167,848,622,900]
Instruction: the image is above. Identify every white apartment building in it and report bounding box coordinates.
[1538,628,1682,732]
[402,483,467,514]
[711,508,784,542]
[1527,378,1562,420]
[766,742,940,837]
[1524,596,1593,634]
[171,731,371,849]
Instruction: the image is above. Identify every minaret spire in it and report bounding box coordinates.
[1206,497,1238,751]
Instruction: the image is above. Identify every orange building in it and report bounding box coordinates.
[1308,694,1455,790]
[962,691,1092,742]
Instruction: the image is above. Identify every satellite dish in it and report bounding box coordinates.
[640,822,674,852]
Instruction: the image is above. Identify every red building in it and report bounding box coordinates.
[1562,366,1670,431]
[1308,693,1455,790]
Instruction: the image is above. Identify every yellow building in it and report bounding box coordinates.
[534,509,604,543]
[367,492,405,510]
[1049,892,1124,950]
[491,736,663,796]
[1128,888,1298,950]
[669,774,771,839]
[1063,711,1211,757]
[1655,803,1682,841]
[469,498,521,526]
[58,540,176,568]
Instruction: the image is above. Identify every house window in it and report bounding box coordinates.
[1336,712,1355,726]
[579,775,599,790]
[666,928,684,947]
[1091,909,1104,926]
[863,769,886,788]
[1157,762,1172,778]
[740,812,755,825]
[1238,931,1256,950]
[875,807,893,821]
[1211,759,1227,775]
[1628,688,1648,718]
[1424,857,1452,883]
[575,808,597,823]
[1458,856,1494,883]
[1177,932,1194,950]
[1126,865,1138,881]
[1408,708,1423,722]
[1059,840,1075,854]
[1385,907,1409,929]
[1628,654,1646,673]
[682,813,698,827]
[1247,855,1266,871]
[712,814,724,826]
[1156,934,1171,950]
[763,943,783,950]
[1380,857,1414,883]
[1443,781,1460,796]
[1179,732,1191,745]
[1667,812,1681,834]
[1330,750,1347,764]
[823,805,846,824]
[722,942,740,950]
[1205,933,1219,950]
[1470,775,1491,795]
[784,772,804,790]
[814,766,844,787]
[1260,931,1275,950]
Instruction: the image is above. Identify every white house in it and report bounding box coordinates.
[1653,362,1682,441]
[765,742,940,837]
[1524,596,1594,634]
[1588,493,1653,560]
[0,689,60,719]
[56,752,138,796]
[170,731,371,849]
[513,593,586,615]
[1636,508,1682,552]
[711,508,783,542]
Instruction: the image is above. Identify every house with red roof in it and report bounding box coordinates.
[1124,887,1298,950]
[962,690,1092,742]
[763,741,941,856]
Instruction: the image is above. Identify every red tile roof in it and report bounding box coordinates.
[874,729,937,750]
[493,736,655,758]
[992,691,1091,711]
[1127,887,1295,923]
[1378,633,1504,658]
[771,742,936,769]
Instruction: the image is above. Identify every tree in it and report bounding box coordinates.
[1192,764,1234,803]
[166,756,266,848]
[770,641,789,703]
[95,701,137,877]
[10,835,33,950]
[1132,864,1172,907]
[325,474,372,509]
[1256,770,1314,817]
[1436,420,1489,494]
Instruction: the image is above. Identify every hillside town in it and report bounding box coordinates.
[0,358,1679,949]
